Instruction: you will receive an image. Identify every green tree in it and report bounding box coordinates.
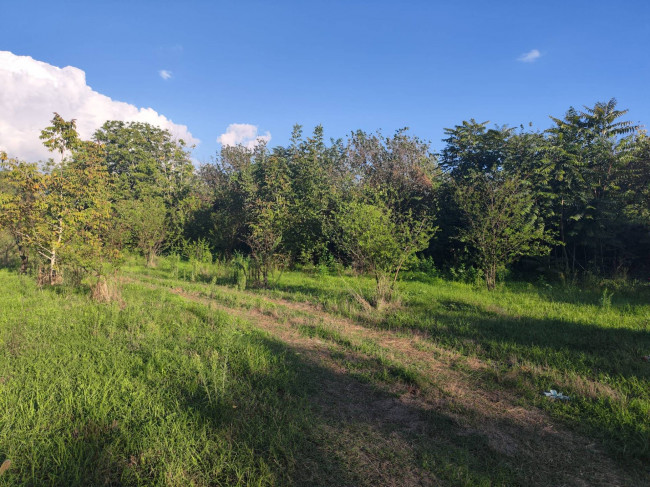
[435,121,514,270]
[35,114,85,283]
[243,145,291,287]
[197,144,255,255]
[284,125,346,264]
[39,113,81,161]
[546,99,640,275]
[115,196,167,267]
[0,153,44,273]
[453,172,554,290]
[94,121,196,250]
[62,140,120,291]
[3,117,120,291]
[440,120,514,178]
[335,197,435,307]
[347,128,439,219]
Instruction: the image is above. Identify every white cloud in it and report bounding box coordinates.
[0,51,198,161]
[159,69,172,80]
[518,49,541,63]
[217,123,271,150]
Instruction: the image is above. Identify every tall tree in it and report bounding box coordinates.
[243,144,291,287]
[63,140,119,286]
[94,121,196,251]
[347,128,439,219]
[547,99,640,275]
[284,125,346,263]
[440,120,514,178]
[0,153,44,273]
[36,114,83,283]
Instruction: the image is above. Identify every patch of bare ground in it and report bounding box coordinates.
[130,277,639,486]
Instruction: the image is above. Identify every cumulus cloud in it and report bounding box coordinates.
[159,69,172,80]
[0,51,198,161]
[217,123,271,150]
[517,49,541,63]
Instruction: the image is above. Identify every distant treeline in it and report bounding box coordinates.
[1,98,649,295]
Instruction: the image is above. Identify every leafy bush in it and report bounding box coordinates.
[232,252,249,291]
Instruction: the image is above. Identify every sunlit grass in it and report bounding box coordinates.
[2,258,649,485]
[128,258,650,465]
[0,270,313,486]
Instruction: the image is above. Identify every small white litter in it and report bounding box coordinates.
[543,389,570,401]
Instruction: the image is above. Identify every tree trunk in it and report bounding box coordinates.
[17,243,28,274]
[49,251,56,283]
[146,251,156,267]
[49,217,63,284]
[485,263,496,291]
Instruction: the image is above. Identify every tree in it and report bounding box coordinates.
[347,128,439,219]
[440,120,514,178]
[335,196,435,307]
[546,99,640,275]
[94,121,194,201]
[35,114,84,283]
[243,145,291,287]
[62,140,120,292]
[115,196,167,267]
[94,121,196,250]
[196,145,256,255]
[453,172,554,290]
[3,117,120,292]
[284,125,346,264]
[39,113,81,160]
[0,154,44,273]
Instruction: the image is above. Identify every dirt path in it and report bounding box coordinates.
[128,276,638,486]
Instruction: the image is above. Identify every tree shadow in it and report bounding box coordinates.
[501,280,650,312]
[1,419,132,486]
[4,319,643,486]
[388,298,650,382]
[172,335,638,486]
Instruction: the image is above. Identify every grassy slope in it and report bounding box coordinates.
[1,260,649,485]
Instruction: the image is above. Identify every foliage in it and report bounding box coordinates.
[181,237,213,264]
[335,198,436,306]
[0,155,43,273]
[2,98,650,292]
[1,116,119,290]
[453,172,554,290]
[93,121,196,249]
[115,196,167,267]
[231,251,249,290]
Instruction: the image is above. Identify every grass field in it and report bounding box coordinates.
[1,259,649,486]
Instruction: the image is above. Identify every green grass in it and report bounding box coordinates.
[128,259,650,466]
[0,270,317,485]
[261,269,650,464]
[1,258,649,485]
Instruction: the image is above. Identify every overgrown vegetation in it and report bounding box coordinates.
[1,100,649,484]
[1,259,647,485]
[4,99,649,299]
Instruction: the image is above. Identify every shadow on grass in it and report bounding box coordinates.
[172,334,637,486]
[0,420,135,486]
[270,279,362,304]
[388,299,650,382]
[263,279,650,380]
[4,300,642,486]
[500,280,650,311]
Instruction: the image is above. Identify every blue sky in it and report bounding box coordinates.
[3,0,650,162]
